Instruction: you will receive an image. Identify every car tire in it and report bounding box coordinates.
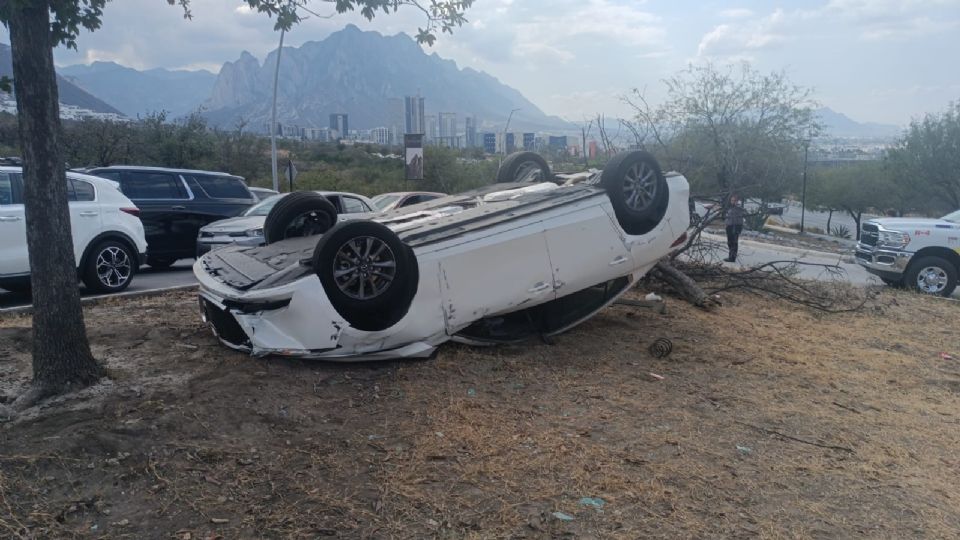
[601,150,669,236]
[82,240,136,293]
[264,191,337,244]
[905,256,957,297]
[496,151,552,183]
[146,256,176,269]
[312,220,418,332]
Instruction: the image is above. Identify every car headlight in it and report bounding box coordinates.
[878,230,910,248]
[245,228,264,237]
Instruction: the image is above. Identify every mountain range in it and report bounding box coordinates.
[815,107,901,139]
[201,24,571,131]
[0,44,121,115]
[59,62,216,118]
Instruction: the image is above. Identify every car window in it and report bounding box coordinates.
[243,194,283,216]
[0,173,14,205]
[401,194,439,207]
[120,171,187,200]
[92,171,121,182]
[70,179,96,202]
[341,196,368,214]
[191,174,252,199]
[373,194,400,210]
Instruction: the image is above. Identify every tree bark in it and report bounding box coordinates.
[9,4,102,398]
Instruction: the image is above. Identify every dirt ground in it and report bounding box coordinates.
[2,285,959,539]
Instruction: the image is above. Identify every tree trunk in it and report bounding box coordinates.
[9,4,102,399]
[826,208,833,234]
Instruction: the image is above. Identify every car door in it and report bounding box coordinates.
[0,172,27,276]
[541,202,635,296]
[114,170,191,258]
[67,177,103,264]
[437,221,555,333]
[341,195,371,215]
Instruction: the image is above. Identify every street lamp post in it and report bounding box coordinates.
[800,140,809,235]
[269,27,286,193]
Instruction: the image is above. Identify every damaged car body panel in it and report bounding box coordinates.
[195,151,690,361]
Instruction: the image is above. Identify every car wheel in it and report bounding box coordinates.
[496,151,552,183]
[312,220,418,331]
[264,191,337,244]
[83,240,136,293]
[905,256,957,297]
[146,256,176,269]
[601,150,669,236]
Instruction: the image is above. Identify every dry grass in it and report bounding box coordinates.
[1,287,959,538]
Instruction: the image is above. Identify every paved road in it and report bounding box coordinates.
[776,201,877,236]
[701,232,960,299]
[0,260,197,310]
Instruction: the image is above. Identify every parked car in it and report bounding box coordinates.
[0,167,147,294]
[194,150,690,361]
[249,187,279,202]
[196,191,377,256]
[86,166,256,268]
[855,209,960,296]
[372,191,446,212]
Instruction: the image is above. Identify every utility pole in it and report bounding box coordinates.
[500,108,520,168]
[800,140,809,234]
[270,27,286,192]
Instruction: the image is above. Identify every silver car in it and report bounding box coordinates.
[196,191,376,256]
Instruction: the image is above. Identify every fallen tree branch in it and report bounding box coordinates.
[650,260,718,309]
[736,421,855,454]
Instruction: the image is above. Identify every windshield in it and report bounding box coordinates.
[943,209,960,223]
[373,194,401,210]
[244,194,284,216]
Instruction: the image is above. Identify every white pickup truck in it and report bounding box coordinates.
[855,209,960,296]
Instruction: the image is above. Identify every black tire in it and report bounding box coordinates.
[146,256,176,269]
[312,220,418,331]
[264,191,338,244]
[601,150,669,236]
[905,256,957,297]
[82,240,136,293]
[496,151,552,183]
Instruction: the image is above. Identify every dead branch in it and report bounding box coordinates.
[650,260,718,309]
[735,421,855,454]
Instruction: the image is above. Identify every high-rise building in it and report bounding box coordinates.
[505,132,516,154]
[425,114,438,143]
[438,112,457,147]
[464,116,477,148]
[483,132,497,154]
[404,95,425,135]
[523,133,535,151]
[588,140,599,159]
[329,113,348,140]
[371,127,390,145]
[388,97,404,145]
[548,135,568,150]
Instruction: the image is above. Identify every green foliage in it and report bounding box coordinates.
[886,100,960,211]
[626,62,821,200]
[830,224,851,239]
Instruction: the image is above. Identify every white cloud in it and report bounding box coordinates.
[823,0,960,40]
[719,8,754,19]
[697,10,788,59]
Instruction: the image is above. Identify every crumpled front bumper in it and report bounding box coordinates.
[194,260,438,361]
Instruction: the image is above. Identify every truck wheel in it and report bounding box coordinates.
[82,240,136,293]
[264,191,337,244]
[312,220,419,331]
[905,256,957,297]
[496,151,552,183]
[601,150,669,236]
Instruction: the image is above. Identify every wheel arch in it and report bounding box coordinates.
[79,231,142,274]
[908,246,960,272]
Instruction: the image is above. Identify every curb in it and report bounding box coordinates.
[701,232,849,259]
[0,284,199,317]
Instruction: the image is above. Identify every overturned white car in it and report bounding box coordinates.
[194,151,690,361]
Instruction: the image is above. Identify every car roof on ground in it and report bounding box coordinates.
[376,191,446,197]
[87,165,240,177]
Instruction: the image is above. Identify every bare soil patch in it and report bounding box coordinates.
[2,287,959,538]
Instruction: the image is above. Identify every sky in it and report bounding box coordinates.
[2,0,959,126]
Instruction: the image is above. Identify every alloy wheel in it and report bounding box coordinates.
[96,246,132,288]
[332,236,397,300]
[622,161,658,211]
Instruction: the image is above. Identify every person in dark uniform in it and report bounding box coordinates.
[724,194,744,262]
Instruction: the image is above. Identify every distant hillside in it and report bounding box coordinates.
[204,24,572,132]
[60,61,216,118]
[816,107,902,139]
[0,43,122,115]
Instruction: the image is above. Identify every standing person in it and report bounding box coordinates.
[724,194,745,262]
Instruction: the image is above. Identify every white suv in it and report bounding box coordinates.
[0,167,148,294]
